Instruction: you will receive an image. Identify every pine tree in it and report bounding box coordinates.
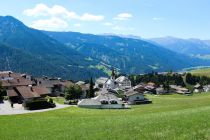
[0,81,3,101]
[87,77,95,98]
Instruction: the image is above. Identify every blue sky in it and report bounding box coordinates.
[0,0,210,39]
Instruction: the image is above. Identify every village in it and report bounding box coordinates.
[0,69,210,113]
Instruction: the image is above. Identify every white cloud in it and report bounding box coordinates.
[103,22,113,26]
[23,3,49,17]
[114,13,133,20]
[74,23,81,27]
[30,17,68,31]
[152,17,164,21]
[80,13,104,21]
[23,3,104,21]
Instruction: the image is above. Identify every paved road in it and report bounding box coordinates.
[0,101,72,116]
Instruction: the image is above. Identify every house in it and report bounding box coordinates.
[78,89,130,109]
[104,78,118,90]
[75,81,86,85]
[203,85,210,92]
[115,76,132,90]
[7,86,50,104]
[104,69,119,90]
[94,77,108,89]
[133,84,146,93]
[35,77,65,96]
[170,85,190,94]
[75,82,90,99]
[60,80,74,92]
[156,87,167,94]
[194,83,203,93]
[0,71,33,90]
[126,89,150,104]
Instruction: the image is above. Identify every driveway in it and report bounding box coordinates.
[0,101,72,116]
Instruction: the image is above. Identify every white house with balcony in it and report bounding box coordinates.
[115,76,132,90]
[78,89,130,109]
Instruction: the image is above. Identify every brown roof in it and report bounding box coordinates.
[0,72,22,79]
[1,77,32,88]
[36,78,62,88]
[79,84,90,91]
[126,90,143,97]
[60,81,74,87]
[32,86,51,96]
[8,86,50,99]
[16,87,41,99]
[7,89,18,97]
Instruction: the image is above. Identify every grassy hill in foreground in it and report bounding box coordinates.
[1,94,210,140]
[191,68,210,77]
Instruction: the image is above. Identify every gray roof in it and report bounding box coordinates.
[126,90,143,97]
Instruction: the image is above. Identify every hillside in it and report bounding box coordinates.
[150,37,210,57]
[1,94,210,139]
[190,68,210,77]
[0,44,105,79]
[44,31,210,74]
[1,16,210,80]
[0,16,107,80]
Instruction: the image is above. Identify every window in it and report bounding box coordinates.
[100,100,109,104]
[136,97,139,100]
[110,100,118,104]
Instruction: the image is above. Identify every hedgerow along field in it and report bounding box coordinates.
[1,94,210,140]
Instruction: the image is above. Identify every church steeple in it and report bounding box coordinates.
[111,68,116,80]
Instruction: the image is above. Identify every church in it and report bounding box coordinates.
[103,69,132,90]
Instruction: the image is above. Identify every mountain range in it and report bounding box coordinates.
[150,37,210,58]
[0,16,106,80]
[0,16,210,80]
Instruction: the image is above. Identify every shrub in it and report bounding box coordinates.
[64,99,78,105]
[23,100,56,110]
[49,98,54,103]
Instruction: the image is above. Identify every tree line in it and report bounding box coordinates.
[129,72,185,87]
[128,72,210,87]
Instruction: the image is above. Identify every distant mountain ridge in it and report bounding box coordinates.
[0,16,107,80]
[150,37,210,57]
[0,15,210,80]
[44,31,210,74]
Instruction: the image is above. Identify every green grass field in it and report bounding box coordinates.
[1,94,210,140]
[191,68,210,77]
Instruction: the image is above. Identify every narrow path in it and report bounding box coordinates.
[0,101,73,116]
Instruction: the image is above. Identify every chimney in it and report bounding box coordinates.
[30,87,34,92]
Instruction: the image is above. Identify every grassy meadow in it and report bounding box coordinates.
[191,68,210,77]
[1,94,210,140]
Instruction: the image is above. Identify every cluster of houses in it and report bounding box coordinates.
[1,70,209,110]
[78,70,151,109]
[0,71,74,109]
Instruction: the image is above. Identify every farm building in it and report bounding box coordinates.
[125,90,152,105]
[78,89,129,109]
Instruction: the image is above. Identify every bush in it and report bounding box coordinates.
[49,98,54,103]
[23,100,56,110]
[64,99,78,105]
